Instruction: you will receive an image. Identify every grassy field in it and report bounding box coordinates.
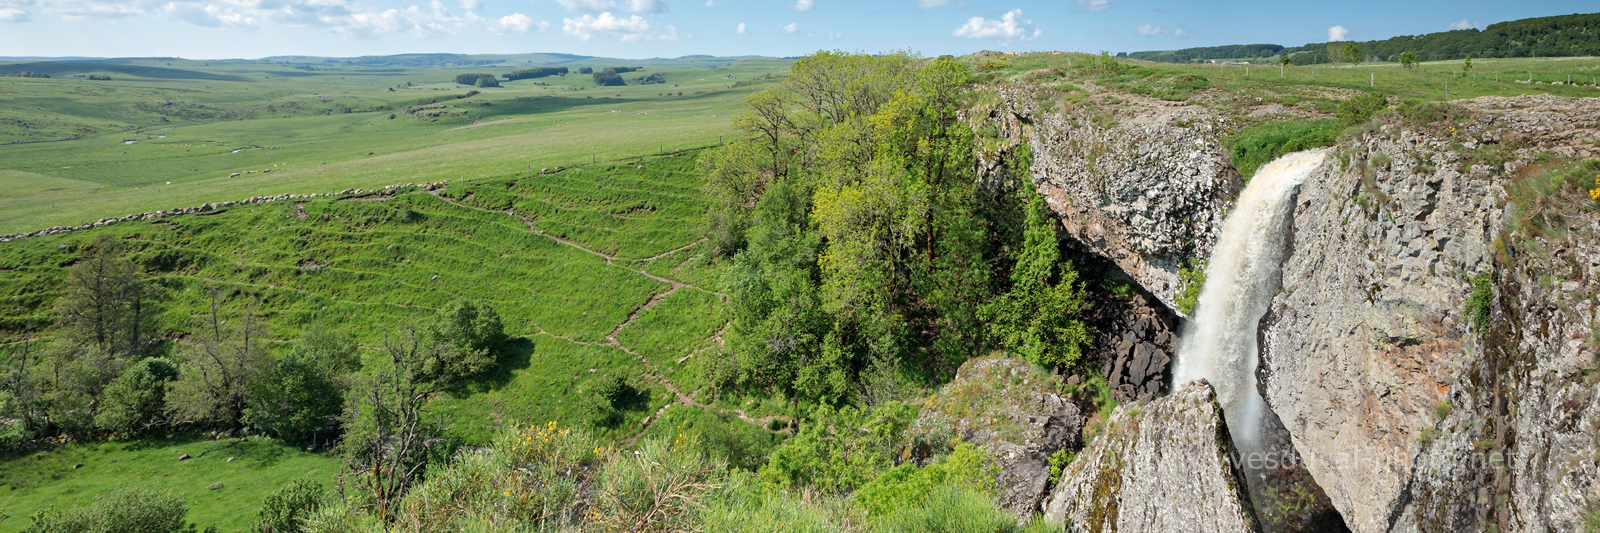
[0,56,789,234]
[0,149,746,529]
[0,436,340,532]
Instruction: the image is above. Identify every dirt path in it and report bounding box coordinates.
[427,191,784,441]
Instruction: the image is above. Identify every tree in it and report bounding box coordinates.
[340,322,489,519]
[0,335,46,439]
[1343,42,1364,66]
[54,234,162,360]
[977,193,1093,368]
[1327,43,1346,66]
[165,289,270,426]
[430,299,506,361]
[94,357,178,435]
[1400,51,1420,70]
[1463,53,1473,75]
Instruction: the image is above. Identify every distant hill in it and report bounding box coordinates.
[1128,12,1600,65]
[250,53,769,70]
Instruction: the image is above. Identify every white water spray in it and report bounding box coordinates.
[1175,148,1329,455]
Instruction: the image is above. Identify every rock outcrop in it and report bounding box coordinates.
[911,356,1081,521]
[993,86,1244,313]
[1042,379,1259,532]
[1259,94,1600,532]
[1076,290,1177,403]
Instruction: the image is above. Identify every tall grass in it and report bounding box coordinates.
[1226,119,1340,181]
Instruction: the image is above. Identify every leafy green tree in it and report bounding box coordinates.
[1344,42,1364,66]
[94,357,178,435]
[341,321,489,518]
[1327,43,1346,66]
[1462,53,1473,75]
[430,299,506,361]
[1400,51,1419,69]
[1278,55,1292,67]
[978,193,1093,368]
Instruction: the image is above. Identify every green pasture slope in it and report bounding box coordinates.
[0,55,789,235]
[0,151,735,530]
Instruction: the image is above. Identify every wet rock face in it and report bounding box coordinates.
[1075,291,1177,403]
[1259,94,1600,533]
[1042,379,1260,533]
[910,356,1082,521]
[993,86,1243,313]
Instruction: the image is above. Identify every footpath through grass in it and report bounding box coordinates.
[0,150,748,527]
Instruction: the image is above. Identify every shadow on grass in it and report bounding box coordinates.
[452,336,535,396]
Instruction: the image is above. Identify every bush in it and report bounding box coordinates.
[638,73,667,85]
[1465,272,1493,336]
[253,479,324,533]
[588,435,727,533]
[594,71,625,86]
[871,485,1033,533]
[579,67,594,74]
[474,76,499,88]
[1227,119,1339,181]
[583,373,634,427]
[1337,92,1388,127]
[432,298,507,357]
[21,484,192,533]
[94,357,178,435]
[851,443,995,519]
[759,402,918,493]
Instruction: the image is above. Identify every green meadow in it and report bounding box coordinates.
[0,56,789,235]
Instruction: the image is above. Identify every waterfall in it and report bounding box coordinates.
[1174,148,1328,455]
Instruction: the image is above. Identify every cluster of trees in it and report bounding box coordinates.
[638,72,667,85]
[501,67,567,81]
[1,71,51,78]
[591,67,645,86]
[700,51,1092,404]
[450,73,499,87]
[0,234,508,456]
[87,74,112,81]
[1131,12,1600,64]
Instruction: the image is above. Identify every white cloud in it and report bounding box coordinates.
[793,0,811,11]
[659,24,680,40]
[0,7,29,22]
[1077,0,1113,11]
[1136,23,1164,35]
[458,0,483,10]
[1447,18,1480,30]
[952,8,1039,42]
[625,0,665,13]
[735,21,746,34]
[162,2,257,28]
[779,21,796,33]
[917,0,952,8]
[557,0,662,13]
[557,0,614,11]
[562,11,649,41]
[486,12,540,33]
[1327,25,1348,41]
[1173,28,1187,37]
[704,0,716,5]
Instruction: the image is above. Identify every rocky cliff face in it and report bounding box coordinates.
[1258,94,1600,533]
[1042,379,1260,532]
[911,356,1082,520]
[992,85,1244,313]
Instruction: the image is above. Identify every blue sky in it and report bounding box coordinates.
[0,0,1592,60]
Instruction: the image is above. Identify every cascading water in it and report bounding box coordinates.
[1174,148,1330,456]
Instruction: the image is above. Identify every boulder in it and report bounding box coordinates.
[1042,379,1259,533]
[910,356,1081,521]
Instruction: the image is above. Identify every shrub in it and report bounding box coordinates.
[1399,99,1470,127]
[852,443,995,519]
[94,357,178,435]
[1337,92,1388,127]
[1226,119,1339,181]
[1174,261,1207,316]
[759,402,918,493]
[588,435,728,533]
[432,298,507,357]
[639,73,667,85]
[474,76,499,88]
[253,479,324,533]
[579,67,594,74]
[1465,272,1493,336]
[594,71,625,86]
[870,484,1028,533]
[702,480,851,533]
[583,373,634,427]
[21,484,192,533]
